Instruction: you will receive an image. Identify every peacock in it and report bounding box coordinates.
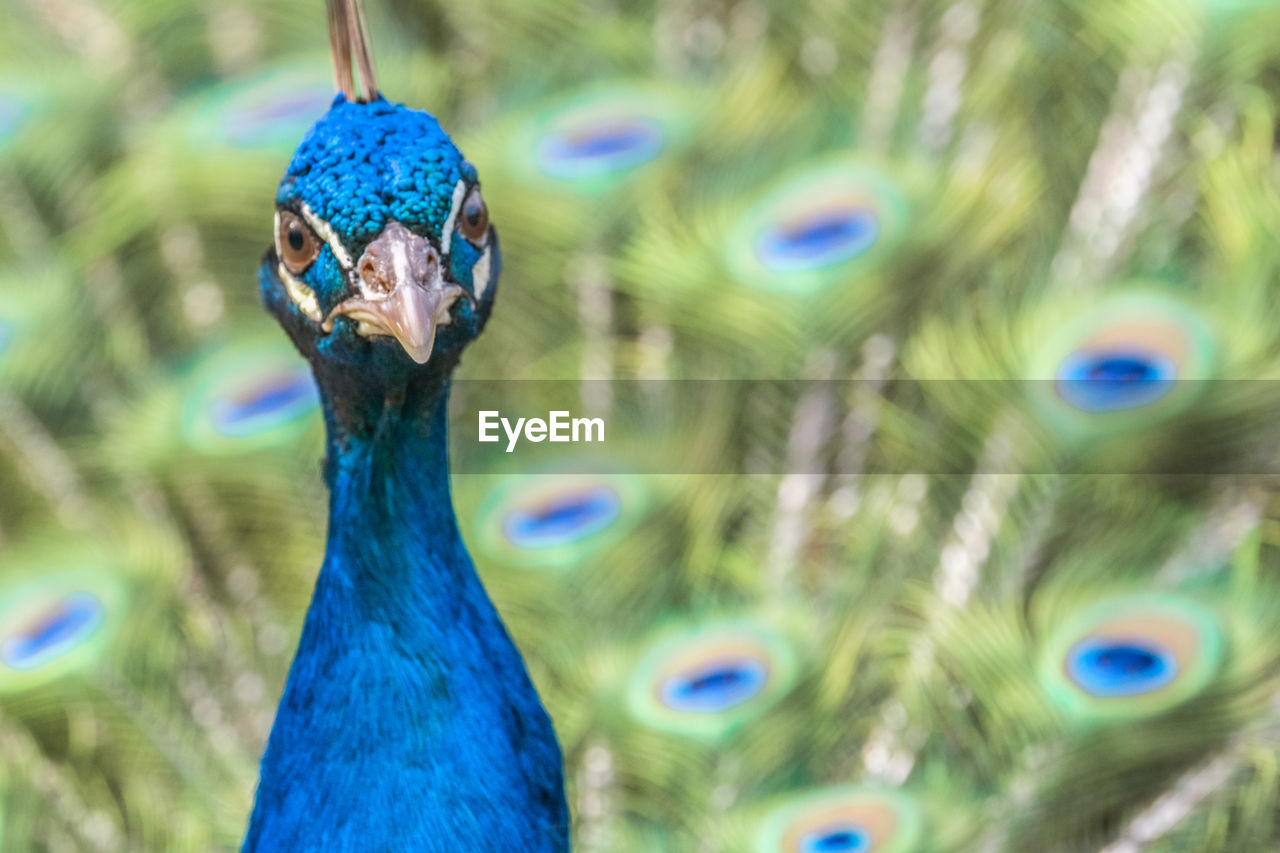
[241,2,567,847]
[0,0,1279,850]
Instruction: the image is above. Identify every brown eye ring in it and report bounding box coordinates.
[276,210,321,275]
[459,187,489,246]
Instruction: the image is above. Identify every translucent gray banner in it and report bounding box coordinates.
[445,380,1280,475]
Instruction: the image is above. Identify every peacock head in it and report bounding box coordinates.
[261,95,497,384]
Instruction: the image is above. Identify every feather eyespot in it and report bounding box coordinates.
[1027,290,1216,440]
[459,187,489,245]
[758,787,922,853]
[276,210,320,275]
[625,617,798,740]
[1038,594,1223,721]
[474,473,649,571]
[2,591,102,671]
[0,567,125,692]
[180,343,319,453]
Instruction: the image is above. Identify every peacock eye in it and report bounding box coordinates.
[276,210,320,274]
[459,187,489,245]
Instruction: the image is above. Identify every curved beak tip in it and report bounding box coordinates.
[403,336,436,364]
[383,284,440,364]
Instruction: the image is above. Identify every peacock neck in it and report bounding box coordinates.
[316,354,456,481]
[246,360,569,850]
[317,365,465,595]
[322,369,453,527]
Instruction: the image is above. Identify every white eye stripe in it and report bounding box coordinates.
[441,179,467,256]
[276,261,324,323]
[296,202,353,269]
[473,246,492,300]
[273,209,285,257]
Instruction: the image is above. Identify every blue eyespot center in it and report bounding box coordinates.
[659,657,767,713]
[208,367,319,438]
[800,825,872,853]
[503,485,622,549]
[756,207,879,273]
[2,592,104,671]
[536,117,666,179]
[1067,638,1178,697]
[1055,349,1177,413]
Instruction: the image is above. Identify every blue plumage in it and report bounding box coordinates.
[278,97,472,252]
[244,90,566,850]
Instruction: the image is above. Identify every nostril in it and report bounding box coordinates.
[358,255,395,295]
[410,240,440,277]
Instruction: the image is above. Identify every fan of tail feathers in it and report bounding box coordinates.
[1,0,1279,849]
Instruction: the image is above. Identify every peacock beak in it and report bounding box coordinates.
[324,222,464,364]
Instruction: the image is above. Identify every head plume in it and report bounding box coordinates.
[326,0,377,103]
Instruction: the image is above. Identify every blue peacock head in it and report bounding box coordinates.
[261,95,498,382]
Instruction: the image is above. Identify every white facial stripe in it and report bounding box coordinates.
[273,209,285,258]
[440,179,467,256]
[297,201,353,269]
[277,262,323,323]
[473,246,492,300]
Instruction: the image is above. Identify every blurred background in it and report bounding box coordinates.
[1,0,1280,849]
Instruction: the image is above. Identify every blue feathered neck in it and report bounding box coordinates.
[244,370,568,851]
